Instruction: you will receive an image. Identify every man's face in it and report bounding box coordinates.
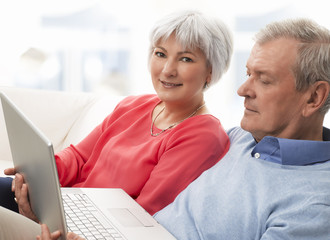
[237,38,310,142]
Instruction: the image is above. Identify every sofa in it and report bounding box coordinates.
[1,86,330,178]
[0,86,124,177]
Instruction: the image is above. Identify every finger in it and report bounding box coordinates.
[67,232,85,240]
[14,173,24,200]
[18,184,39,222]
[50,231,61,240]
[11,177,15,192]
[4,167,16,176]
[40,224,62,240]
[40,224,51,238]
[19,183,30,209]
[36,224,48,240]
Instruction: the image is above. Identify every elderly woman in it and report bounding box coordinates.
[3,9,233,239]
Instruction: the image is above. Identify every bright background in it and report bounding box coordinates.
[0,0,329,129]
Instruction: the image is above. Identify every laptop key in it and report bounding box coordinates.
[63,193,125,240]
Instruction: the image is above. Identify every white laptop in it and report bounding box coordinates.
[0,91,176,240]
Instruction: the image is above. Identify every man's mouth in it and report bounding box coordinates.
[245,108,257,113]
[244,106,258,113]
[244,102,258,113]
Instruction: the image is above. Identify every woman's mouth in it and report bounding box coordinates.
[160,80,183,88]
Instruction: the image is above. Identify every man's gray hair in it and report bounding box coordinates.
[255,18,330,114]
[148,10,233,87]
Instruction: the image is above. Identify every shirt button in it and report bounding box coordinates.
[254,153,260,159]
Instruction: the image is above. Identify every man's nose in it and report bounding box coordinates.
[237,77,256,98]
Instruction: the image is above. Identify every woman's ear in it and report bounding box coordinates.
[303,81,330,117]
[204,69,212,89]
[206,68,212,84]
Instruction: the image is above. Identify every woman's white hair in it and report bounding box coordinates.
[148,10,233,88]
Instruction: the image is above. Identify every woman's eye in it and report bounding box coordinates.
[155,52,166,58]
[181,57,193,62]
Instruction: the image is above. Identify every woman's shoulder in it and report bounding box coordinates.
[173,114,226,138]
[117,94,159,108]
[166,115,230,151]
[185,114,221,128]
[101,94,159,127]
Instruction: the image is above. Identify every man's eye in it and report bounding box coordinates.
[181,57,193,62]
[260,79,270,85]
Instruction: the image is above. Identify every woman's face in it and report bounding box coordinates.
[150,34,211,106]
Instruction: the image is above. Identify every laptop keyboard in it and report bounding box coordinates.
[62,193,125,240]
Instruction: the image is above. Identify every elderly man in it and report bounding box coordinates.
[154,18,330,239]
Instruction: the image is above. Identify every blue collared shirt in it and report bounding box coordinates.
[252,127,330,165]
[155,127,330,240]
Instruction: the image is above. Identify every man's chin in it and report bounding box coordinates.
[240,117,251,131]
[240,119,257,133]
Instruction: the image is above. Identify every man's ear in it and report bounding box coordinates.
[303,81,330,117]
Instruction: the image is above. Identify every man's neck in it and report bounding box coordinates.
[252,123,324,142]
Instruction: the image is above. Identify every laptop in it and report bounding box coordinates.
[0,91,176,240]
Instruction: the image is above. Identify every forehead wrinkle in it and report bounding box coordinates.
[247,45,277,76]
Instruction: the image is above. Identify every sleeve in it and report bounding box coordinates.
[260,195,330,240]
[54,96,129,186]
[136,116,230,215]
[55,119,105,187]
[55,95,157,187]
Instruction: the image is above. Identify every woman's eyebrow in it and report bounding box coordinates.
[154,46,167,52]
[178,50,197,57]
[154,47,197,57]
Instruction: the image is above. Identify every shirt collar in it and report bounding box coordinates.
[251,127,330,166]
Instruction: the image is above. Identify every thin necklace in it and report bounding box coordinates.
[150,103,206,137]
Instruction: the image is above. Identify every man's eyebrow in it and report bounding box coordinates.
[246,65,270,75]
[256,69,272,75]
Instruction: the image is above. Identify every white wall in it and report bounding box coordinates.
[0,0,329,129]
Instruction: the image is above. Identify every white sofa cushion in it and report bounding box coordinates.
[0,86,123,175]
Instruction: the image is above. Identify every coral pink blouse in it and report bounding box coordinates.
[55,94,229,215]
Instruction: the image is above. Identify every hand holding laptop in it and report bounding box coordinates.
[37,224,62,240]
[6,169,85,240]
[37,224,85,240]
[4,168,39,223]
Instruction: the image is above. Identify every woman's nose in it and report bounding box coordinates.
[162,60,177,77]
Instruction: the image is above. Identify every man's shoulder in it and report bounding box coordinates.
[226,127,253,143]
